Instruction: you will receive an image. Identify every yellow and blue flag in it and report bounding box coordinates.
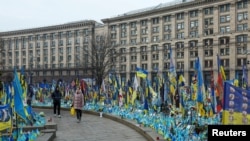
[222,81,250,124]
[136,67,148,78]
[0,104,12,131]
[12,69,27,121]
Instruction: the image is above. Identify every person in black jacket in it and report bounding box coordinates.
[52,85,62,118]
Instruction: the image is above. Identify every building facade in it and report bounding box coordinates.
[102,0,250,86]
[0,20,98,83]
[0,0,250,86]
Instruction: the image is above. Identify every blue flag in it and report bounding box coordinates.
[12,69,27,121]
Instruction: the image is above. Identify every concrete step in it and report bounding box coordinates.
[44,122,58,131]
[37,132,55,141]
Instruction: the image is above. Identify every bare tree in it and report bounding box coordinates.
[88,34,121,88]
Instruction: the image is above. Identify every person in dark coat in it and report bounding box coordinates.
[52,85,62,118]
[27,84,34,106]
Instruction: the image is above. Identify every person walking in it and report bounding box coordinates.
[73,87,84,123]
[52,85,62,118]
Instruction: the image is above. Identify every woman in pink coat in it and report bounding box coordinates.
[73,87,84,123]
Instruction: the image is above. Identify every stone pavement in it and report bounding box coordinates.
[34,108,148,141]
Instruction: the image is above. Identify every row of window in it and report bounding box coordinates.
[111,1,248,30]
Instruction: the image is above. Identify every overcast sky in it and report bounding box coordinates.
[0,0,179,32]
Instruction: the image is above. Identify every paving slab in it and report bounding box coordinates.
[33,108,149,141]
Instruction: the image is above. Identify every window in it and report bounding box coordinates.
[164,25,171,31]
[177,22,184,30]
[164,43,171,50]
[130,47,136,52]
[220,26,230,33]
[204,7,213,15]
[152,36,159,42]
[36,42,40,48]
[120,65,126,71]
[141,20,147,26]
[152,54,159,60]
[141,28,148,34]
[111,25,116,31]
[237,35,248,42]
[130,39,136,44]
[142,64,147,70]
[75,38,80,44]
[221,59,229,67]
[163,52,170,60]
[190,31,198,37]
[237,12,248,21]
[176,13,184,20]
[190,10,198,17]
[152,18,159,24]
[190,20,198,28]
[75,30,80,37]
[164,34,171,40]
[220,4,230,12]
[204,29,214,35]
[141,37,148,43]
[83,29,89,36]
[140,46,147,52]
[220,15,230,23]
[237,24,248,31]
[152,63,159,70]
[190,51,198,57]
[176,42,184,48]
[204,60,213,68]
[131,29,137,35]
[121,32,126,38]
[131,56,137,62]
[176,32,184,39]
[151,45,158,51]
[237,0,248,9]
[120,48,126,53]
[120,23,127,29]
[152,26,159,33]
[43,42,48,47]
[130,22,137,28]
[29,43,33,48]
[58,32,63,39]
[163,15,171,22]
[141,55,148,61]
[204,18,213,25]
[189,41,197,47]
[59,40,63,46]
[120,40,126,45]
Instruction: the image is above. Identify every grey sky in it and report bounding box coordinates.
[0,0,176,32]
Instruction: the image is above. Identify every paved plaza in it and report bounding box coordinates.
[34,108,148,141]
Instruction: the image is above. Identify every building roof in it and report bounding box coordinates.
[102,0,195,22]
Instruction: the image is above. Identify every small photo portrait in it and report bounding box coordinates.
[229,108,234,114]
[230,87,235,93]
[229,101,234,107]
[242,111,247,117]
[242,118,248,124]
[243,96,248,103]
[229,115,234,122]
[242,103,248,110]
[242,92,247,96]
[229,94,235,100]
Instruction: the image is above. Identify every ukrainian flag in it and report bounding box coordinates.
[136,67,148,78]
[222,82,250,125]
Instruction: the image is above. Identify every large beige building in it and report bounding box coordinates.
[0,0,250,86]
[0,20,99,82]
[101,0,250,86]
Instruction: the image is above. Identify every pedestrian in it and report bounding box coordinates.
[72,87,84,123]
[27,84,34,106]
[52,85,62,118]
